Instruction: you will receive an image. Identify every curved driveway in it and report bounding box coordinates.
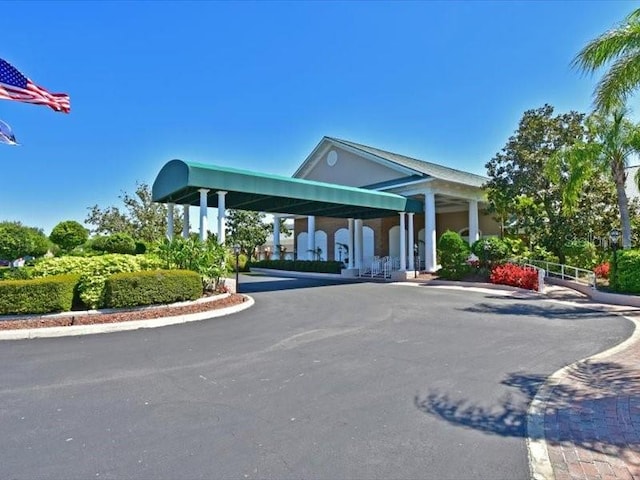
[0,275,633,480]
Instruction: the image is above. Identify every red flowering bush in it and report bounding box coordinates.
[489,263,538,291]
[593,262,610,279]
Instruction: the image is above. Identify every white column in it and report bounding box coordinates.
[408,212,415,271]
[425,191,437,272]
[199,189,209,242]
[354,219,363,269]
[217,191,227,245]
[307,215,315,260]
[166,203,175,241]
[468,199,479,245]
[273,215,281,260]
[348,218,355,269]
[399,212,407,270]
[182,204,190,238]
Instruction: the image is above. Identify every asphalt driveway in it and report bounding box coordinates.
[0,275,633,480]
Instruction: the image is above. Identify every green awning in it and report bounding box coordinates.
[152,160,423,219]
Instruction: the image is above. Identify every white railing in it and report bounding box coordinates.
[521,259,596,289]
[359,256,401,279]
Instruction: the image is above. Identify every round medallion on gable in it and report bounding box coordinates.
[326,150,338,167]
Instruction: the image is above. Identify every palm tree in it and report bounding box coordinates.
[552,108,640,249]
[573,8,640,113]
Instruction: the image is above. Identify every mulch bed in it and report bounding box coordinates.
[0,294,247,331]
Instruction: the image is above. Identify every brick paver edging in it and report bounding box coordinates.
[527,298,640,480]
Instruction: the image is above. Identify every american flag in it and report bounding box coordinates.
[0,58,70,113]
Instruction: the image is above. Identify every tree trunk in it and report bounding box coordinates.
[614,165,632,249]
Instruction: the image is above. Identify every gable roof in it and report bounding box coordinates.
[295,136,488,189]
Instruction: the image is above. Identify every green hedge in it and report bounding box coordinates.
[249,260,343,274]
[103,269,202,308]
[0,274,79,315]
[613,249,640,294]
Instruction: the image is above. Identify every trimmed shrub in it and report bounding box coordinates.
[0,267,32,280]
[0,274,79,314]
[249,259,343,274]
[103,270,202,308]
[31,254,164,308]
[471,237,510,268]
[102,233,136,254]
[437,230,470,280]
[614,250,640,293]
[490,263,538,291]
[50,220,89,252]
[134,241,147,255]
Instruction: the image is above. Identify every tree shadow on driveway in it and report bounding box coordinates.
[415,362,640,466]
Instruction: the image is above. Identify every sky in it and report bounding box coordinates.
[0,0,635,235]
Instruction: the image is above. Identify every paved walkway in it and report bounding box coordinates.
[536,286,640,480]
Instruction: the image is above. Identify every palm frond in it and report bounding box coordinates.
[593,53,640,112]
[572,10,640,73]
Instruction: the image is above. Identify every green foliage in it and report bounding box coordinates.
[572,8,640,113]
[0,221,51,261]
[225,210,271,261]
[103,270,202,308]
[484,105,627,262]
[547,108,640,249]
[102,233,136,254]
[502,237,531,260]
[157,236,228,290]
[249,259,343,274]
[31,254,163,308]
[0,267,32,280]
[85,182,183,243]
[471,237,510,267]
[530,245,559,263]
[49,220,89,252]
[562,240,598,269]
[613,249,640,293]
[134,241,147,254]
[437,231,470,280]
[0,274,79,315]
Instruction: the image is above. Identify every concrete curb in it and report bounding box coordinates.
[0,295,255,341]
[526,298,640,480]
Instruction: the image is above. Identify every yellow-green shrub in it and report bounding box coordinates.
[32,254,164,308]
[103,270,202,308]
[0,274,79,314]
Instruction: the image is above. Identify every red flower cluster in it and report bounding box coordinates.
[593,262,610,279]
[489,263,538,291]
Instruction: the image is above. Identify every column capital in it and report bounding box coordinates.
[217,190,228,196]
[407,212,415,217]
[198,188,210,194]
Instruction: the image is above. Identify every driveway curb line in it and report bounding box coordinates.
[526,298,640,480]
[0,295,255,340]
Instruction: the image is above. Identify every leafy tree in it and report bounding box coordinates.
[573,8,640,113]
[0,221,51,261]
[485,105,625,262]
[225,210,271,261]
[548,108,640,249]
[50,220,89,252]
[86,182,183,243]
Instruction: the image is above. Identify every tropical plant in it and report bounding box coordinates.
[547,108,640,249]
[573,8,640,113]
[157,235,228,291]
[49,220,89,252]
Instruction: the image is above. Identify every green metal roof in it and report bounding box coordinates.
[152,159,423,219]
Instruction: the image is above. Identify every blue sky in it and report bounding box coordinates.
[0,0,634,235]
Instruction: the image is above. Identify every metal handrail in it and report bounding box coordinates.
[522,259,596,289]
